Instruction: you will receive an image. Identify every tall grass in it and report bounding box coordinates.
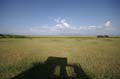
[0,37,120,79]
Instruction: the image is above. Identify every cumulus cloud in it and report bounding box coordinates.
[55,18,70,29]
[104,20,112,28]
[30,18,113,35]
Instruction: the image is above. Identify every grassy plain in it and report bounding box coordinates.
[0,37,120,79]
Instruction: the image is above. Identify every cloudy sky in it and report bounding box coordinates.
[0,0,120,35]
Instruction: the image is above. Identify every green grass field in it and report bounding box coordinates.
[0,37,120,79]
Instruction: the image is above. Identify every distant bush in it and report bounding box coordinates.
[97,35,109,38]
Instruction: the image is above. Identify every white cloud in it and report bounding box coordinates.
[30,18,113,35]
[104,20,112,28]
[79,25,97,30]
[88,25,97,29]
[55,18,70,29]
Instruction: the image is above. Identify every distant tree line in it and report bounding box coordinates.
[97,35,109,38]
[0,34,26,38]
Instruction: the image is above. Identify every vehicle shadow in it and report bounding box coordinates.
[11,56,91,79]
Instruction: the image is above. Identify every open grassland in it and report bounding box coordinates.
[0,37,120,79]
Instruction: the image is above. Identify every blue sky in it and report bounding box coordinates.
[0,0,120,35]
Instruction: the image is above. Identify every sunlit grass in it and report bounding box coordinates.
[0,37,120,79]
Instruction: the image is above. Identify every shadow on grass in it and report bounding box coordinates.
[11,57,91,79]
